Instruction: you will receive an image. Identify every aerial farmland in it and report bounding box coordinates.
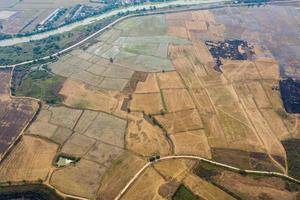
[0,1,300,200]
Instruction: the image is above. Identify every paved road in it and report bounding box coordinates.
[114,155,300,200]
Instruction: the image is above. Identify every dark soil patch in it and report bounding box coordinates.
[122,71,148,94]
[282,139,300,180]
[172,184,202,200]
[211,148,282,172]
[0,184,62,200]
[205,39,254,72]
[279,78,300,113]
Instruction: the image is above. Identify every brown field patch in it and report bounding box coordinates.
[59,79,118,113]
[166,12,191,21]
[190,89,215,114]
[154,159,195,181]
[129,93,164,114]
[121,167,166,200]
[183,174,235,200]
[162,89,195,112]
[126,116,171,156]
[191,10,215,23]
[50,159,106,199]
[261,109,290,140]
[157,71,185,89]
[84,141,124,167]
[171,130,211,158]
[0,135,58,182]
[134,73,160,93]
[255,59,280,80]
[82,112,127,147]
[25,107,58,140]
[214,171,298,200]
[49,106,82,130]
[220,60,261,82]
[185,20,207,31]
[261,80,283,110]
[247,81,272,109]
[240,96,287,163]
[97,152,147,200]
[167,26,188,38]
[155,109,203,133]
[61,133,96,157]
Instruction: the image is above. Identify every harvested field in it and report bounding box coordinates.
[129,93,164,114]
[59,79,118,113]
[255,59,280,80]
[84,141,124,167]
[190,89,215,114]
[214,171,299,200]
[0,135,58,182]
[0,68,39,160]
[154,159,195,181]
[162,89,195,112]
[121,167,166,200]
[134,73,160,94]
[185,20,207,31]
[183,174,235,200]
[83,112,127,147]
[247,81,272,109]
[25,108,59,140]
[171,130,211,158]
[220,60,261,82]
[61,133,96,157]
[155,109,203,133]
[126,116,171,156]
[157,71,185,89]
[48,106,82,130]
[50,159,106,199]
[261,109,290,140]
[97,152,147,200]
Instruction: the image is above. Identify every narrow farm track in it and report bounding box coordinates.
[114,155,300,200]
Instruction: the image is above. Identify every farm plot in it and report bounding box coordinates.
[157,71,185,89]
[126,115,171,156]
[121,167,166,200]
[183,174,235,200]
[50,52,133,91]
[59,78,119,113]
[25,105,81,145]
[0,68,39,160]
[86,15,191,72]
[97,152,147,200]
[50,159,107,199]
[155,109,203,134]
[213,170,299,200]
[82,112,127,147]
[162,89,195,112]
[129,93,164,114]
[170,130,211,158]
[0,135,58,182]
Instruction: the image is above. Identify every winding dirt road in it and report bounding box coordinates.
[114,155,300,200]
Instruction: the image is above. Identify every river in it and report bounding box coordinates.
[0,0,228,47]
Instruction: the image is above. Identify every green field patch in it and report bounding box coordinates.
[172,184,199,200]
[15,69,65,104]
